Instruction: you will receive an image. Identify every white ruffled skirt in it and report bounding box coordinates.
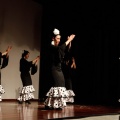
[44,87,69,109]
[0,85,5,101]
[66,90,75,103]
[17,85,35,101]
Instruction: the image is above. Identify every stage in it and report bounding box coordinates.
[0,101,120,119]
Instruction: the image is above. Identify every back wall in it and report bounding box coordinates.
[0,0,42,99]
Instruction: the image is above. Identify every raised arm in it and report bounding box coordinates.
[65,34,75,46]
[2,46,12,56]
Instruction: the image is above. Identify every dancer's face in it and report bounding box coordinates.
[24,53,29,59]
[53,35,61,46]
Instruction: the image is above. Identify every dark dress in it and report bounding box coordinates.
[44,43,69,109]
[0,52,9,101]
[17,58,37,102]
[62,48,75,103]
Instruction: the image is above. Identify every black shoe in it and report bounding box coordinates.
[55,108,62,110]
[44,105,54,110]
[25,100,31,104]
[18,101,23,104]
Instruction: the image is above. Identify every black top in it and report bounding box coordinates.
[20,58,32,73]
[0,52,9,84]
[0,52,9,69]
[50,43,66,68]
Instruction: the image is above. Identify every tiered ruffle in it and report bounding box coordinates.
[66,90,75,103]
[44,87,69,108]
[18,85,35,101]
[0,85,5,101]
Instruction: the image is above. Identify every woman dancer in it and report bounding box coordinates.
[62,48,76,103]
[0,46,12,101]
[44,28,75,110]
[17,50,40,104]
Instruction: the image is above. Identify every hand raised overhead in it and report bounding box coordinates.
[6,46,12,53]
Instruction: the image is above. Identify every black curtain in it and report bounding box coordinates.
[39,1,120,105]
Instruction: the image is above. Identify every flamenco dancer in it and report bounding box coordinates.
[44,28,75,110]
[0,46,12,101]
[62,41,76,103]
[17,50,40,104]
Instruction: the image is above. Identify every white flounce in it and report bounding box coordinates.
[46,87,69,97]
[0,85,5,102]
[20,85,35,94]
[66,90,75,103]
[44,87,69,108]
[67,90,75,96]
[44,97,67,108]
[17,85,35,101]
[0,85,5,94]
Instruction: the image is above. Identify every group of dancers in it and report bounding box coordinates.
[0,47,40,104]
[0,28,76,110]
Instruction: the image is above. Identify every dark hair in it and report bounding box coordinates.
[52,33,60,39]
[22,50,29,58]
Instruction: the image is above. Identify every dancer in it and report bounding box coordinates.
[0,46,12,101]
[62,43,76,103]
[17,50,40,104]
[44,28,75,110]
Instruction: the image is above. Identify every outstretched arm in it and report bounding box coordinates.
[2,46,12,57]
[68,42,71,51]
[65,34,75,46]
[67,36,72,51]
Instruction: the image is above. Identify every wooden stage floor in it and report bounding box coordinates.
[0,101,120,120]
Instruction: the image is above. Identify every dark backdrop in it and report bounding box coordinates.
[39,1,120,105]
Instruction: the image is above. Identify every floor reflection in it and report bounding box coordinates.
[44,105,75,119]
[17,104,36,120]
